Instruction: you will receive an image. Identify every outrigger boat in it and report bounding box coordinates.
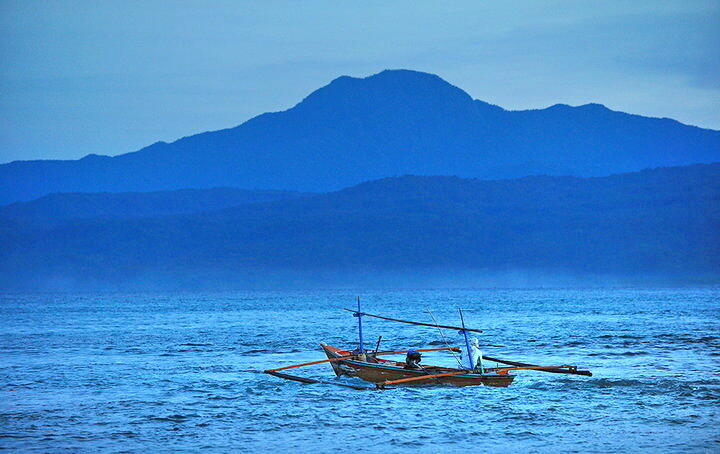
[265,299,591,390]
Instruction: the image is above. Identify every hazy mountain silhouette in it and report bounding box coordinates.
[1,69,718,204]
[1,163,717,290]
[0,187,307,224]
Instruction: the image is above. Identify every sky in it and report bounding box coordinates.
[1,1,718,163]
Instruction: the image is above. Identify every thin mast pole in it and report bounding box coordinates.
[458,308,475,370]
[373,336,382,355]
[354,296,365,353]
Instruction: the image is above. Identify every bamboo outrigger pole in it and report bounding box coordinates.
[342,309,483,333]
[493,365,573,375]
[378,370,469,387]
[481,355,592,376]
[266,370,376,390]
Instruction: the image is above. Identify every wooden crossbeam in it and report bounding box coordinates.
[378,371,469,387]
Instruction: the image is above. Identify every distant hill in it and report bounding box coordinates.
[1,163,718,290]
[0,187,307,223]
[1,69,718,204]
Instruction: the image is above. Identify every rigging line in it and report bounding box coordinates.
[342,309,483,333]
[425,307,464,369]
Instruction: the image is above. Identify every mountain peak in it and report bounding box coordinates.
[580,102,608,109]
[366,68,446,82]
[330,69,451,85]
[545,102,610,112]
[297,69,473,111]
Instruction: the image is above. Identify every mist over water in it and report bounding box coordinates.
[24,268,717,293]
[1,288,718,452]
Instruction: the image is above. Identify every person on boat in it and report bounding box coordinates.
[470,338,484,373]
[404,349,423,370]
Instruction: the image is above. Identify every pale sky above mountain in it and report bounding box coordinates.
[1,0,718,163]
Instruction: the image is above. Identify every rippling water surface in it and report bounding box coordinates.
[1,288,718,452]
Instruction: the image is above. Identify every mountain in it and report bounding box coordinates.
[1,69,719,205]
[1,163,718,290]
[0,187,307,224]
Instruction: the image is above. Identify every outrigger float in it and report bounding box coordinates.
[265,298,591,390]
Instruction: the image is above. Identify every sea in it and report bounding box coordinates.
[1,288,718,453]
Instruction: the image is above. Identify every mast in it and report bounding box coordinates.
[458,308,475,370]
[354,296,365,353]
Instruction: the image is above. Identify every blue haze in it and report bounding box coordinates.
[1,163,718,290]
[0,3,718,452]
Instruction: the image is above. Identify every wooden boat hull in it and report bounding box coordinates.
[321,344,515,388]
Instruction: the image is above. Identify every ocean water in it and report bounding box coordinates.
[1,288,718,453]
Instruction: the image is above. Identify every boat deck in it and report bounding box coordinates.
[321,343,515,387]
